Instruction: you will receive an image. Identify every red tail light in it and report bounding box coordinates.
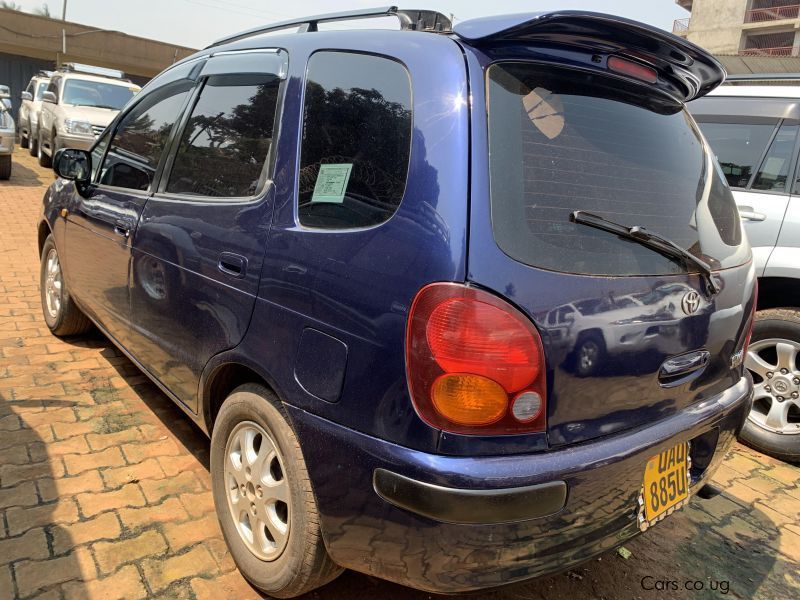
[608,56,658,84]
[406,283,547,435]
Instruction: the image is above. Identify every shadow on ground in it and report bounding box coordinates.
[0,160,45,187]
[0,394,85,597]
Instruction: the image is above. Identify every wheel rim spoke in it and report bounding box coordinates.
[745,351,774,378]
[764,399,790,430]
[776,342,798,373]
[752,382,771,400]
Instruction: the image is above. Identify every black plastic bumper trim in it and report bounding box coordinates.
[373,468,567,524]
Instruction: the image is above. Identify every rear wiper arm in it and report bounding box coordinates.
[570,211,720,296]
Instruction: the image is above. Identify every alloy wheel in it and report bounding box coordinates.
[224,421,291,561]
[746,338,800,435]
[44,248,63,319]
[579,340,599,373]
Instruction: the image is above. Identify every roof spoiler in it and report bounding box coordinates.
[453,11,726,102]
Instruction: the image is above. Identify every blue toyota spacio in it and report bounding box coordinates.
[40,7,756,597]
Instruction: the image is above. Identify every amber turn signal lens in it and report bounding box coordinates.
[431,373,508,426]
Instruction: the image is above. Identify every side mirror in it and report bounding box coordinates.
[42,91,57,104]
[54,148,91,184]
[21,91,33,102]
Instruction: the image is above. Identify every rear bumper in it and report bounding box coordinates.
[0,131,14,155]
[287,376,751,593]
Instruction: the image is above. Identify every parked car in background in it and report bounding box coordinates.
[690,77,800,462]
[40,8,756,598]
[0,96,14,179]
[19,70,52,156]
[0,85,12,110]
[37,63,140,167]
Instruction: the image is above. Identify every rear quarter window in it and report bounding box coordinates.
[486,63,747,276]
[297,51,412,230]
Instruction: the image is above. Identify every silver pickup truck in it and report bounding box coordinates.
[691,79,800,462]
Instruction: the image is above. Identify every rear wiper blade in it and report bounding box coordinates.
[570,211,720,296]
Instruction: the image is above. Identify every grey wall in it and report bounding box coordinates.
[0,51,53,120]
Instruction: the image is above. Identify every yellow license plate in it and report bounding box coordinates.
[641,442,690,525]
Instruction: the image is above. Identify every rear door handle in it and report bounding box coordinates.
[218,252,247,279]
[737,206,766,222]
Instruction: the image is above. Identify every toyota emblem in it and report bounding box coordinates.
[681,291,701,315]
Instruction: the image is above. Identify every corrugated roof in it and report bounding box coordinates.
[715,54,800,74]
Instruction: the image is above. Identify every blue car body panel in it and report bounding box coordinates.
[39,10,754,594]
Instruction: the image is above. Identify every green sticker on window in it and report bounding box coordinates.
[311,163,353,203]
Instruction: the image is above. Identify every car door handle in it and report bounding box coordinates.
[218,252,247,279]
[113,223,130,238]
[737,206,766,222]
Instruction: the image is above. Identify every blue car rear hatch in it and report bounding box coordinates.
[458,11,755,450]
[453,10,726,102]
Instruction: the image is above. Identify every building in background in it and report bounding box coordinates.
[0,7,196,118]
[674,0,800,73]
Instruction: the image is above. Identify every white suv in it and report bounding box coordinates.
[37,64,140,167]
[0,87,14,180]
[19,71,52,156]
[691,77,800,462]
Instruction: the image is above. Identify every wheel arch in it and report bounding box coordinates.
[576,327,606,346]
[201,356,288,435]
[756,277,800,311]
[37,220,52,257]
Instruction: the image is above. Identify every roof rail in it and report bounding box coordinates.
[36,70,54,78]
[58,63,127,80]
[207,6,452,48]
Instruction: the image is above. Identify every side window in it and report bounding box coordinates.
[91,130,111,182]
[752,123,798,192]
[298,51,412,229]
[25,80,34,95]
[698,121,776,188]
[99,81,193,192]
[166,74,280,198]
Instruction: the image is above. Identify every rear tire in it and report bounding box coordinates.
[211,384,342,598]
[20,133,29,149]
[741,308,800,463]
[0,155,10,180]
[40,235,93,337]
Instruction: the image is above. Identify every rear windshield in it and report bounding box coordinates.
[487,63,749,276]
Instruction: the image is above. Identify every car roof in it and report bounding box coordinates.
[689,91,800,121]
[187,9,723,104]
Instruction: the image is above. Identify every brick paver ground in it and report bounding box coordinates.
[1,149,799,599]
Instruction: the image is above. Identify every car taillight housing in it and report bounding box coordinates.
[406,283,547,435]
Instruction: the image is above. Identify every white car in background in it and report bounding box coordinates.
[19,71,52,156]
[0,90,15,180]
[0,84,11,110]
[690,75,800,462]
[37,63,140,167]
